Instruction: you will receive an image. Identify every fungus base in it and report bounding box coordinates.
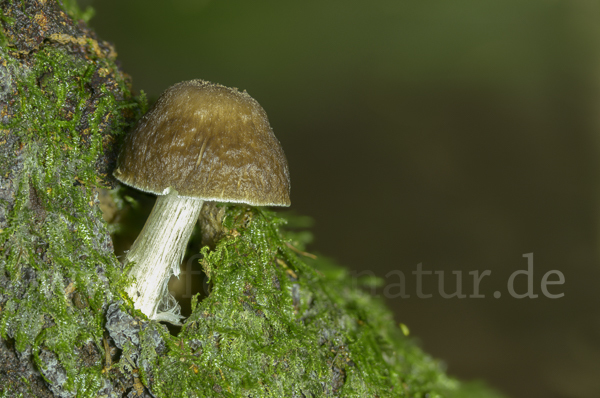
[124,192,203,323]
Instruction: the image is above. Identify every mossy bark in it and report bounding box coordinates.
[0,1,503,397]
[0,0,139,396]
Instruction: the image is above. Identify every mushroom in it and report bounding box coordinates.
[113,80,290,323]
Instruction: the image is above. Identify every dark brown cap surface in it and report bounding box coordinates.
[114,80,290,206]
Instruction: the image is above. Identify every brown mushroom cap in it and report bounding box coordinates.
[114,80,290,206]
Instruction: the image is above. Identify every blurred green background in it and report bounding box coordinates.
[86,1,600,397]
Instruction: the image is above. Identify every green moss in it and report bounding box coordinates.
[0,8,14,47]
[130,204,483,397]
[0,26,138,394]
[57,0,95,23]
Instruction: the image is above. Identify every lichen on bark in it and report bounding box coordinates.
[0,1,503,397]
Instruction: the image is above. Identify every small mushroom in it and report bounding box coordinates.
[114,80,290,323]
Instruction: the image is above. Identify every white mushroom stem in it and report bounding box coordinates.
[124,191,204,324]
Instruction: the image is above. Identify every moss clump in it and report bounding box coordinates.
[136,204,482,397]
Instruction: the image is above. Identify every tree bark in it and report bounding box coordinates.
[0,0,141,396]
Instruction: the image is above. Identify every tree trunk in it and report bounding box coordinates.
[0,0,140,395]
